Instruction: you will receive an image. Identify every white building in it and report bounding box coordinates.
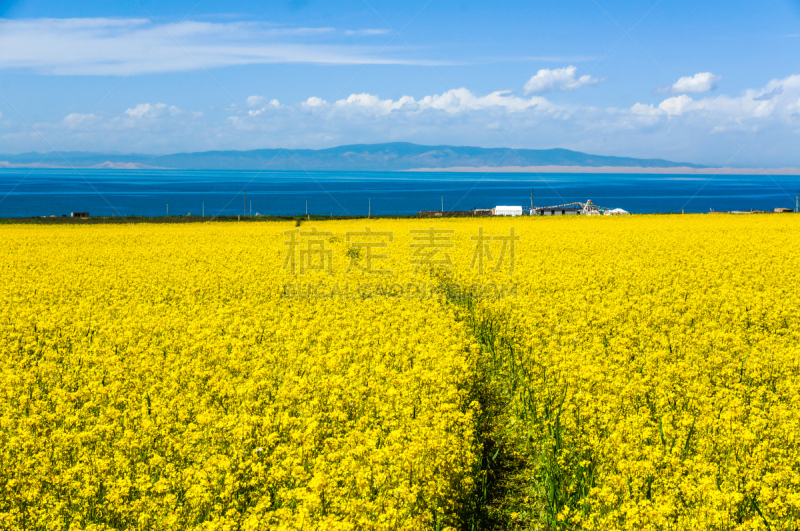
[604,208,630,215]
[492,206,523,216]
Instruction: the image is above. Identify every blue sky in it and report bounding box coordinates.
[1,0,799,166]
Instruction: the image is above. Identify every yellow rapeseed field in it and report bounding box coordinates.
[1,215,798,530]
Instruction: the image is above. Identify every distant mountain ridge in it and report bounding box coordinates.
[0,142,709,171]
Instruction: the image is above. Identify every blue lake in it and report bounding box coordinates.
[0,169,798,217]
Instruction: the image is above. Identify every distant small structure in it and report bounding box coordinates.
[450,210,478,217]
[70,212,90,218]
[492,206,523,216]
[604,208,630,215]
[418,209,494,218]
[775,207,793,213]
[531,199,612,216]
[534,207,582,216]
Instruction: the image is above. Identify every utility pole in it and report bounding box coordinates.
[441,196,444,213]
[244,190,247,217]
[166,203,168,217]
[250,201,252,216]
[368,198,371,218]
[306,199,309,221]
[796,190,799,213]
[530,189,534,213]
[202,202,204,218]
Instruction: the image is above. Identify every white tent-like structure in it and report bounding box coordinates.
[493,206,523,216]
[604,208,630,215]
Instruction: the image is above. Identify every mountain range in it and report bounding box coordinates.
[0,142,709,171]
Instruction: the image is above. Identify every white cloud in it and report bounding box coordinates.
[523,66,602,94]
[125,103,180,119]
[246,95,265,107]
[418,88,551,113]
[335,93,416,114]
[322,89,553,115]
[629,103,662,116]
[663,72,721,94]
[1,100,207,154]
[226,115,257,131]
[658,95,699,116]
[247,99,281,116]
[0,18,452,75]
[63,112,97,129]
[645,74,800,120]
[344,29,390,36]
[62,112,96,128]
[302,96,327,108]
[125,103,156,119]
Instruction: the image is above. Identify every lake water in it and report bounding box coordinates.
[0,169,798,217]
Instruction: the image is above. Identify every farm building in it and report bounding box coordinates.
[775,207,794,213]
[492,206,523,216]
[533,207,582,216]
[70,212,90,218]
[418,209,496,218]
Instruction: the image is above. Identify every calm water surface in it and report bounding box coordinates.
[0,169,797,217]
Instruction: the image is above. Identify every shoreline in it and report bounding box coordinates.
[404,165,800,175]
[4,163,800,175]
[1,211,794,225]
